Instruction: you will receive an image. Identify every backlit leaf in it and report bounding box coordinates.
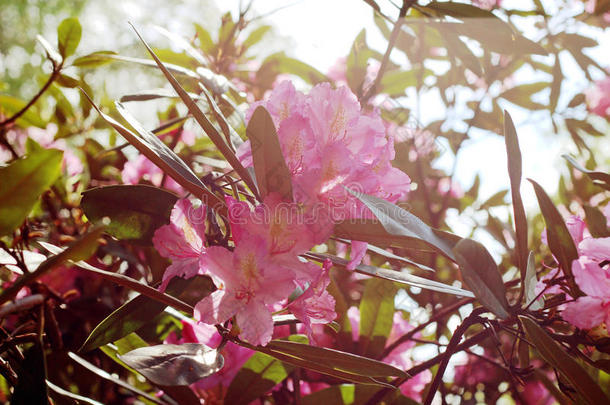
[57,17,82,58]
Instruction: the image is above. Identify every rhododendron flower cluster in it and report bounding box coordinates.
[237,81,411,221]
[154,193,336,346]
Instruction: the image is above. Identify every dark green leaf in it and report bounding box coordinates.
[520,316,609,405]
[524,251,543,310]
[583,205,610,238]
[453,238,510,319]
[81,185,178,243]
[358,278,397,358]
[225,351,292,405]
[307,253,473,298]
[528,179,579,282]
[0,147,63,235]
[79,276,214,353]
[11,345,47,404]
[119,343,223,386]
[346,190,458,261]
[563,154,610,191]
[246,106,293,200]
[503,111,528,287]
[264,340,407,379]
[128,24,258,202]
[57,17,82,58]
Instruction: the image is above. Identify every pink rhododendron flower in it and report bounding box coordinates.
[192,194,332,346]
[472,0,502,10]
[122,155,183,194]
[585,76,610,117]
[152,198,207,291]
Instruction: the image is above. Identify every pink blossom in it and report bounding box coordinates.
[121,155,183,194]
[472,0,502,10]
[237,81,411,269]
[289,259,336,343]
[193,194,332,346]
[152,198,207,291]
[585,76,610,117]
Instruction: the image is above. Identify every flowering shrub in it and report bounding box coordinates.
[0,2,610,404]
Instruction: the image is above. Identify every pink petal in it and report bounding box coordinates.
[562,296,606,329]
[194,290,242,325]
[578,237,610,262]
[572,257,610,298]
[346,241,368,270]
[159,258,200,291]
[235,300,274,346]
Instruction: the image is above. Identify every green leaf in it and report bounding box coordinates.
[479,189,508,210]
[56,73,80,88]
[263,340,407,380]
[79,276,213,353]
[563,154,610,191]
[528,179,579,283]
[242,25,272,49]
[358,278,396,358]
[246,106,293,201]
[503,111,529,287]
[500,82,549,110]
[345,190,459,261]
[128,24,258,202]
[0,95,46,128]
[119,343,223,386]
[72,51,118,68]
[308,253,473,297]
[57,17,82,58]
[225,351,293,405]
[380,69,431,96]
[0,147,63,235]
[583,205,610,238]
[82,91,224,213]
[520,316,609,405]
[194,23,215,54]
[81,185,178,243]
[262,52,328,85]
[524,251,543,310]
[453,238,510,319]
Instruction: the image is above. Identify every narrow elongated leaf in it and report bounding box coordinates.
[524,251,543,310]
[40,242,193,314]
[520,316,609,405]
[119,343,223,386]
[242,25,272,49]
[503,111,528,286]
[129,24,259,200]
[153,25,207,65]
[82,92,224,214]
[246,106,293,200]
[358,278,396,358]
[0,95,46,128]
[0,147,62,235]
[36,35,62,65]
[346,190,458,261]
[583,205,610,238]
[81,185,178,243]
[79,276,213,353]
[0,227,103,305]
[563,154,610,191]
[307,253,473,297]
[225,351,293,405]
[528,179,579,282]
[72,50,117,68]
[119,88,196,102]
[500,82,549,110]
[57,17,81,58]
[453,238,510,319]
[264,340,406,378]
